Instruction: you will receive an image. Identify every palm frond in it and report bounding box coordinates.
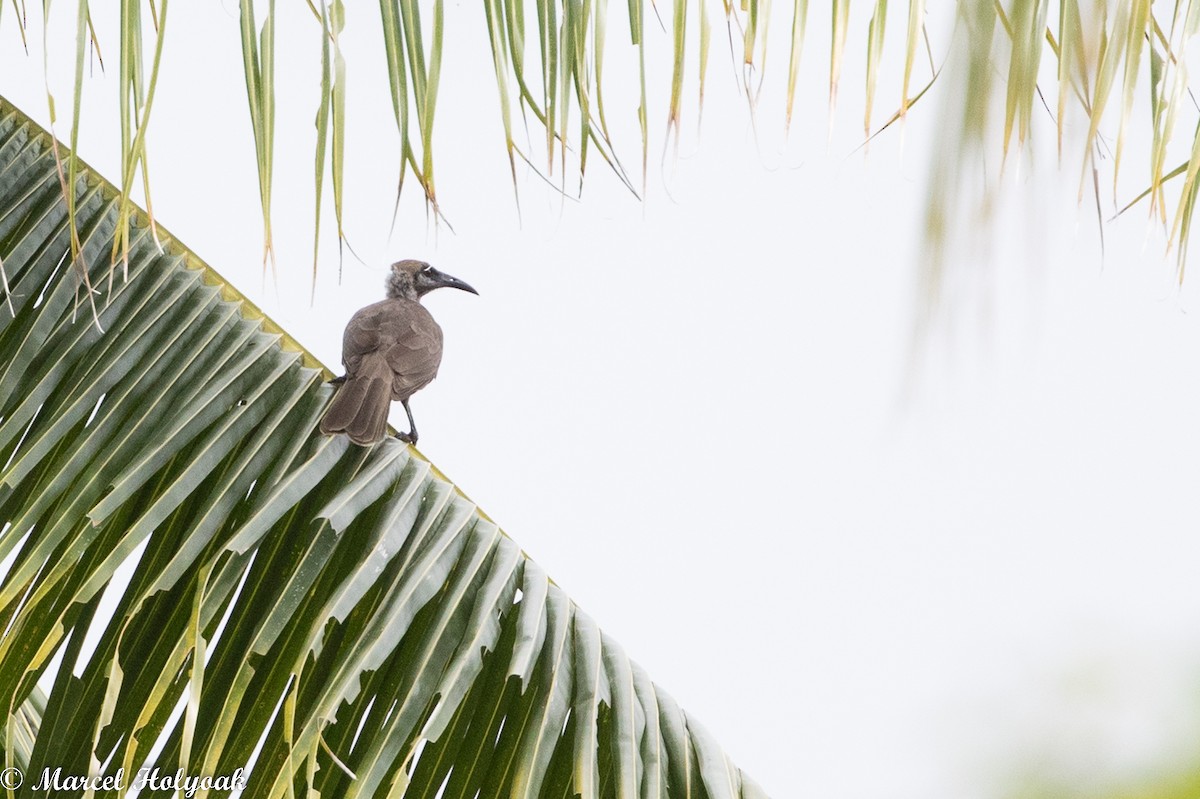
[14,1,1200,294]
[0,96,766,798]
[238,0,276,275]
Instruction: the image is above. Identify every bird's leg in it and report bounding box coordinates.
[396,399,419,444]
[328,374,347,385]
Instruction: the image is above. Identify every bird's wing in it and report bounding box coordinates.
[341,300,443,399]
[341,300,393,374]
[382,312,443,399]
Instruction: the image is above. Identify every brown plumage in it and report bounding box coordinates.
[320,259,477,446]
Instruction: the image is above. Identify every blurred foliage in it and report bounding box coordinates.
[3,0,1200,306]
[1008,765,1200,799]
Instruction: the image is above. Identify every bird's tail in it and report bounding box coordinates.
[319,355,392,446]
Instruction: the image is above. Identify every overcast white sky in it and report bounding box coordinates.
[5,2,1200,797]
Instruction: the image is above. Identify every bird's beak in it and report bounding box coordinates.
[430,268,479,296]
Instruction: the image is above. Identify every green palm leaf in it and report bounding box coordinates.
[0,95,765,799]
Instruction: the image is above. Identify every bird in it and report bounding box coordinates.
[319,259,478,446]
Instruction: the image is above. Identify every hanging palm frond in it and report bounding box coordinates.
[0,96,767,799]
[12,1,1200,302]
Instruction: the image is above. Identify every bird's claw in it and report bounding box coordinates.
[395,431,418,445]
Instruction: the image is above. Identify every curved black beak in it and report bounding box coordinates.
[430,268,478,296]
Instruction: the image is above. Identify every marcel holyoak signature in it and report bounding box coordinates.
[14,765,247,796]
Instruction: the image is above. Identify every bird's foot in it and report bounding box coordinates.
[395,431,418,445]
[328,374,347,386]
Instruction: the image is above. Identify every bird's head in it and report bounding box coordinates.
[386,259,479,302]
